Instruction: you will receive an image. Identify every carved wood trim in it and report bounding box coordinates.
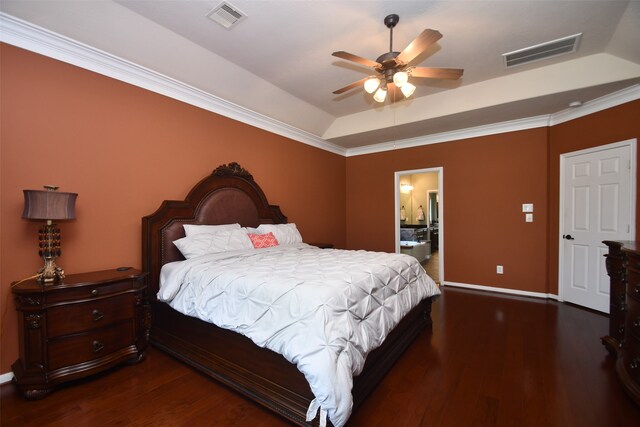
[212,162,253,180]
[15,295,42,307]
[26,314,42,329]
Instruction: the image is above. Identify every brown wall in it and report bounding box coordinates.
[346,100,640,299]
[346,129,550,293]
[0,44,346,373]
[547,100,640,295]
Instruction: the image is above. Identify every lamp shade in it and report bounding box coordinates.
[364,77,381,94]
[393,71,408,88]
[373,87,387,103]
[400,82,416,98]
[22,188,77,220]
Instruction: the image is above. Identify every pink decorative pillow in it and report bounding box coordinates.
[248,232,279,249]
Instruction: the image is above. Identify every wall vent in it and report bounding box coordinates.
[503,33,582,68]
[206,1,247,29]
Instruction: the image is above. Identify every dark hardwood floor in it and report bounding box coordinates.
[3,286,640,426]
[422,250,439,284]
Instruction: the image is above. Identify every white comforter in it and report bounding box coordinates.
[158,243,440,427]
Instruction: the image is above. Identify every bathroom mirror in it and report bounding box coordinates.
[428,190,439,225]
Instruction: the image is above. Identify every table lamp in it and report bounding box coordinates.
[22,185,77,284]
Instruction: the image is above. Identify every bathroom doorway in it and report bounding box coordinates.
[395,167,443,284]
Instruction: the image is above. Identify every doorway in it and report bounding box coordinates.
[395,167,443,284]
[559,139,636,312]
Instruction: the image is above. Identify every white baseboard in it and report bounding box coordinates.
[443,281,560,301]
[0,371,14,385]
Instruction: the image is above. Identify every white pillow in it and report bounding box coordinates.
[174,229,253,259]
[183,223,241,236]
[256,223,303,246]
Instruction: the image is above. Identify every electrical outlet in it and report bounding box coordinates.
[525,213,533,222]
[522,203,534,212]
[497,265,504,274]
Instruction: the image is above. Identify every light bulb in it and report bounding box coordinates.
[393,71,408,88]
[364,77,381,94]
[400,82,416,98]
[373,87,387,102]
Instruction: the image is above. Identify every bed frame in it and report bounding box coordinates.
[142,162,435,425]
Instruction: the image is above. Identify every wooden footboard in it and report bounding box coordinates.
[150,297,434,425]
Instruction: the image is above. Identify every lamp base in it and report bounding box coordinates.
[37,257,65,284]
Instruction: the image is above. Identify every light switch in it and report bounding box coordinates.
[525,213,533,222]
[522,203,534,212]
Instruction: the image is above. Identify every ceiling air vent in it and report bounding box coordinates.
[503,33,582,69]
[206,1,247,29]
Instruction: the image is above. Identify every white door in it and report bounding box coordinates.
[560,140,635,313]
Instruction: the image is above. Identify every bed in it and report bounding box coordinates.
[142,162,440,426]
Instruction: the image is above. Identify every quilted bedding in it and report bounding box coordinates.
[158,243,440,427]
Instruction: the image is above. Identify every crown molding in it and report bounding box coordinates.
[346,115,551,157]
[2,13,637,159]
[549,84,640,126]
[0,13,346,156]
[347,83,640,157]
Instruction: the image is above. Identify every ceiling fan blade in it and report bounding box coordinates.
[333,77,370,95]
[396,29,443,65]
[410,67,464,80]
[332,51,380,68]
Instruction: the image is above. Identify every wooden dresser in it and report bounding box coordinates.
[603,241,640,405]
[11,269,150,399]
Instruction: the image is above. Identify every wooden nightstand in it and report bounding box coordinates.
[11,268,150,399]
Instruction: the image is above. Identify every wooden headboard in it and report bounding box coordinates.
[142,163,287,297]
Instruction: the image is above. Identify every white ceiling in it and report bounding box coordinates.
[2,0,640,149]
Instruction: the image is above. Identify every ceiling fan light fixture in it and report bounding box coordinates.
[331,14,463,104]
[373,87,387,103]
[393,71,408,88]
[364,77,381,94]
[401,82,416,98]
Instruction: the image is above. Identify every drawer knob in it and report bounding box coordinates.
[92,309,104,321]
[634,318,640,328]
[630,357,640,370]
[635,285,640,294]
[619,324,626,334]
[90,289,99,297]
[92,340,104,353]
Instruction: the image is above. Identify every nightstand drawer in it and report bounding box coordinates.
[46,280,135,304]
[47,294,135,337]
[48,321,136,371]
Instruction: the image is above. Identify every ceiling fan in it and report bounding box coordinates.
[332,14,463,103]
